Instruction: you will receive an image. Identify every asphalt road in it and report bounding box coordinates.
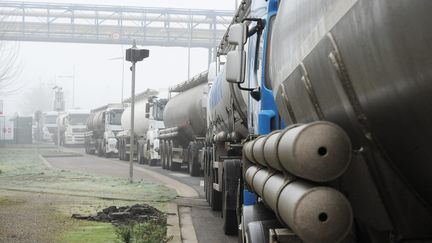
[46,147,237,243]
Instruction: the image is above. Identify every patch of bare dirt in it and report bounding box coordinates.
[0,190,68,243]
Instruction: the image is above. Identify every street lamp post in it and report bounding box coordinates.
[109,46,125,104]
[125,40,150,183]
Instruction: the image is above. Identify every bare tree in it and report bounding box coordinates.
[0,41,23,96]
[0,13,24,97]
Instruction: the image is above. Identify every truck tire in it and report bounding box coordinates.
[222,159,241,235]
[170,141,181,171]
[118,141,123,160]
[119,140,124,160]
[167,141,172,170]
[161,141,166,169]
[149,159,158,166]
[189,144,201,177]
[171,162,181,171]
[138,147,144,164]
[204,148,212,203]
[97,142,104,157]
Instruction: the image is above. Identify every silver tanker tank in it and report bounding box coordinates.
[86,111,104,135]
[163,82,207,140]
[207,65,248,142]
[159,72,208,175]
[268,0,432,240]
[121,100,151,137]
[117,90,165,163]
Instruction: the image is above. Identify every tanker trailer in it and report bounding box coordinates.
[220,0,432,242]
[159,71,207,176]
[203,63,251,234]
[117,90,165,166]
[84,104,124,157]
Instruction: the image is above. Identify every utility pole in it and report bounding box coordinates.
[72,66,76,108]
[125,40,150,183]
[58,66,76,108]
[121,45,125,103]
[53,86,64,152]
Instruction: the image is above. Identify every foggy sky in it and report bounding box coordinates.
[2,0,236,116]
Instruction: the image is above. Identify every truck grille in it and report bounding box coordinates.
[47,127,57,133]
[72,128,86,133]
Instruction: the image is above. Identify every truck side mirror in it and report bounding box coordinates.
[226,50,246,83]
[228,24,247,46]
[226,23,248,84]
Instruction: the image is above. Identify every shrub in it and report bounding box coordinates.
[116,221,172,243]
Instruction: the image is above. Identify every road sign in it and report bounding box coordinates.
[0,116,14,140]
[112,32,120,40]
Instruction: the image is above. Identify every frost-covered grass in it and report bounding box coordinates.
[0,147,176,243]
[0,148,176,203]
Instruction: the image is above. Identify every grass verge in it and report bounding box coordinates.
[0,147,176,243]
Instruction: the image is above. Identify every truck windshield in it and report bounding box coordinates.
[109,110,122,125]
[69,114,88,125]
[44,115,57,124]
[153,104,164,121]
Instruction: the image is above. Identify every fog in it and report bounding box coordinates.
[1,0,236,116]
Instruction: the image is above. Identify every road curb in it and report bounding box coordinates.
[167,202,182,243]
[39,154,53,168]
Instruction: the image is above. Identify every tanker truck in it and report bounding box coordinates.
[159,71,207,176]
[41,111,58,142]
[205,0,432,242]
[203,63,250,224]
[117,90,166,166]
[57,109,90,146]
[84,104,124,157]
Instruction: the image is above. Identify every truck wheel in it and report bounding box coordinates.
[222,159,241,235]
[96,143,102,157]
[149,159,158,166]
[161,141,166,169]
[118,142,122,160]
[204,148,212,203]
[171,162,181,171]
[189,149,201,177]
[167,141,172,170]
[137,148,144,164]
[118,141,123,160]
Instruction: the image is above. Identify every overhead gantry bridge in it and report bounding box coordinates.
[0,1,233,52]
